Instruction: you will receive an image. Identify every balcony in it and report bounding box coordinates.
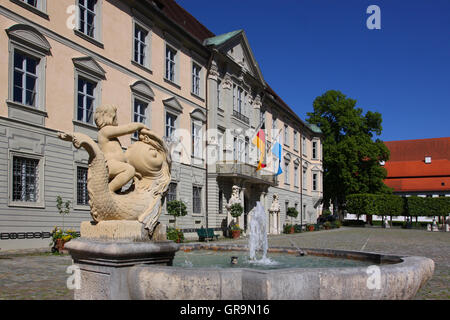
[232,110,249,124]
[216,161,277,185]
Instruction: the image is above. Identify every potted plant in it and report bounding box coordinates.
[307,224,315,232]
[323,221,332,230]
[50,227,79,253]
[167,227,184,243]
[167,200,188,228]
[286,207,299,228]
[230,224,242,239]
[230,203,243,220]
[283,224,294,234]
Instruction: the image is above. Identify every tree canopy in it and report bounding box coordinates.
[306,90,391,213]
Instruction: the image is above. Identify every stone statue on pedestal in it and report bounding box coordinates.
[269,194,281,234]
[59,104,172,240]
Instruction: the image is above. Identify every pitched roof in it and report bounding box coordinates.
[383,137,450,192]
[203,29,243,47]
[384,137,450,162]
[151,0,215,42]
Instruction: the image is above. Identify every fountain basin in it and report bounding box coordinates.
[128,244,434,300]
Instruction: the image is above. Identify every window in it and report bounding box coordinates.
[12,156,39,203]
[217,131,224,161]
[193,186,202,214]
[165,112,177,139]
[284,125,289,146]
[13,51,39,107]
[232,84,237,112]
[218,190,223,214]
[313,173,318,191]
[192,122,202,159]
[165,46,176,82]
[293,131,298,151]
[167,183,177,202]
[192,63,201,96]
[76,167,89,206]
[237,87,243,114]
[272,118,278,141]
[245,139,249,164]
[302,136,307,156]
[77,77,96,124]
[294,165,299,188]
[312,141,317,159]
[133,23,149,66]
[284,161,290,184]
[303,204,306,220]
[78,0,97,38]
[303,168,307,190]
[22,0,38,6]
[233,137,237,161]
[133,99,148,139]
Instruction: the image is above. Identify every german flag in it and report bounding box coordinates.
[252,129,266,171]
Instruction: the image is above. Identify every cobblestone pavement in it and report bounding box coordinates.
[0,227,448,300]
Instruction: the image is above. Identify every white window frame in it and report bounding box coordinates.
[302,136,307,156]
[284,161,290,185]
[165,112,177,141]
[284,124,289,146]
[303,167,307,191]
[192,185,202,215]
[74,164,90,210]
[11,0,48,18]
[132,98,149,139]
[132,20,151,69]
[191,120,203,160]
[165,44,178,84]
[312,140,318,159]
[312,172,318,191]
[294,165,299,188]
[192,62,201,97]
[8,151,45,208]
[76,0,102,44]
[293,131,298,151]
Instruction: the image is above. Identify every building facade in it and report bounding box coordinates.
[383,138,450,197]
[0,0,322,250]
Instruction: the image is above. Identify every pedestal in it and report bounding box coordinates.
[65,221,179,300]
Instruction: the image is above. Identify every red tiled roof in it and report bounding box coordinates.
[385,159,450,178]
[384,177,450,192]
[383,137,450,192]
[384,137,450,162]
[152,0,215,42]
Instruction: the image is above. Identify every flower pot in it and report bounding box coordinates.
[231,230,241,239]
[55,239,67,253]
[289,227,294,234]
[308,226,314,232]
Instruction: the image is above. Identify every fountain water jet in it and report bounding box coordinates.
[248,202,273,264]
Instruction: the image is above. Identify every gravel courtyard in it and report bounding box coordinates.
[0,227,448,300]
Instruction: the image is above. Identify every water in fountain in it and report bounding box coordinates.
[248,201,276,265]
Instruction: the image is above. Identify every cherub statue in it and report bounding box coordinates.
[94,105,147,192]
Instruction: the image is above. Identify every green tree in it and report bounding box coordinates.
[166,200,187,228]
[307,90,391,219]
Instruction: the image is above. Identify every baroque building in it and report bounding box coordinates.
[0,0,323,249]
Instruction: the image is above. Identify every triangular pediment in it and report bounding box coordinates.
[131,81,155,100]
[7,24,51,54]
[190,108,206,122]
[163,97,183,114]
[204,30,265,85]
[72,56,106,80]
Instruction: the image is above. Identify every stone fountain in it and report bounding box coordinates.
[61,105,434,300]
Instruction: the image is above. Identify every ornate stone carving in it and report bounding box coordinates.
[226,185,241,209]
[269,193,280,214]
[59,105,171,239]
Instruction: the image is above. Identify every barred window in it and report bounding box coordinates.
[77,167,89,206]
[193,186,202,214]
[167,183,177,202]
[12,156,39,202]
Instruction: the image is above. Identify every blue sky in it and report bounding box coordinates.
[177,0,450,142]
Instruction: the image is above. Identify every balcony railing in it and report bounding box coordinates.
[232,110,249,124]
[216,161,276,185]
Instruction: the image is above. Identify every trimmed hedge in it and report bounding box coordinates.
[407,196,450,217]
[346,194,403,218]
[346,194,450,218]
